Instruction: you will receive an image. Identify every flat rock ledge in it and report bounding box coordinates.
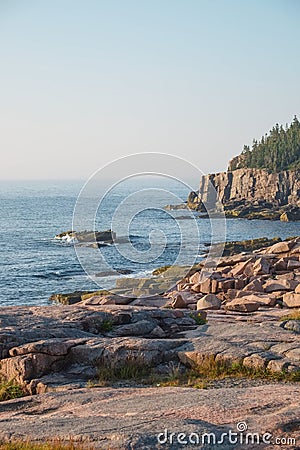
[0,384,299,449]
[0,302,299,448]
[0,305,299,395]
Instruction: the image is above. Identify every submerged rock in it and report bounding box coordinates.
[164,203,188,210]
[95,269,133,277]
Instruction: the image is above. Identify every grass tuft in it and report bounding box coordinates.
[280,309,300,321]
[0,379,25,402]
[156,356,300,388]
[189,312,207,325]
[92,353,151,386]
[100,320,113,332]
[88,354,300,390]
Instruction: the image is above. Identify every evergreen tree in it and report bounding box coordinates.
[230,117,300,172]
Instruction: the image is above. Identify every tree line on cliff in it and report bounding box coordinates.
[229,116,300,173]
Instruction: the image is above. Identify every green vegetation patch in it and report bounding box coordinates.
[189,312,207,325]
[158,356,300,389]
[280,309,300,322]
[99,319,113,332]
[92,353,151,386]
[87,352,300,390]
[229,116,300,173]
[0,378,25,402]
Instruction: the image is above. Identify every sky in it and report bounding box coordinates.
[0,0,300,180]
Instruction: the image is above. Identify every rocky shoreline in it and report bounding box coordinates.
[0,237,299,447]
[51,236,300,313]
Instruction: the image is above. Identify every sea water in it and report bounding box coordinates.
[0,179,299,306]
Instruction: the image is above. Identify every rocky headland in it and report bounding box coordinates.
[0,237,299,448]
[186,118,300,221]
[187,168,300,220]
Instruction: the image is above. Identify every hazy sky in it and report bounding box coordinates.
[1,0,300,180]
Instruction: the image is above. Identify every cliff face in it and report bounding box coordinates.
[188,168,300,210]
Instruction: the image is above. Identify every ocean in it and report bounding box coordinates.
[1,179,300,306]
